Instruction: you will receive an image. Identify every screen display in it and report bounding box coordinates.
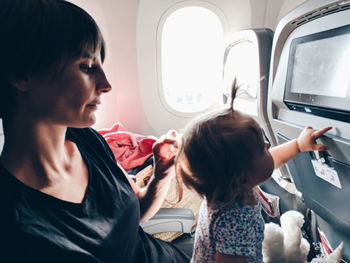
[290,33,350,98]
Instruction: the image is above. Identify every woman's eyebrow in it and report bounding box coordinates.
[82,52,97,61]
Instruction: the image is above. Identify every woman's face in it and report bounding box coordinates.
[20,49,111,127]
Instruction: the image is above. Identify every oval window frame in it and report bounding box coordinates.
[156,1,228,117]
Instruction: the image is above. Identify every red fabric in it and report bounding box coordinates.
[98,123,157,170]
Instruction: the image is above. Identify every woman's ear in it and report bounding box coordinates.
[10,77,30,92]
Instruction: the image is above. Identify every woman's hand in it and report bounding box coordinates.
[138,130,181,221]
[297,126,332,152]
[152,130,180,181]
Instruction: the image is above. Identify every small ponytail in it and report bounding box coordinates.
[230,78,238,112]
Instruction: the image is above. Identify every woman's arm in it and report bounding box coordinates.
[138,130,179,221]
[215,252,248,263]
[123,171,173,222]
[269,126,332,169]
[123,130,180,222]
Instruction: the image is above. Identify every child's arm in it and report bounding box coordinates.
[216,252,248,263]
[269,126,332,169]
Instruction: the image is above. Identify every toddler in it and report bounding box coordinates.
[175,86,331,263]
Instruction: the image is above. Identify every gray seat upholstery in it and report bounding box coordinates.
[140,208,195,235]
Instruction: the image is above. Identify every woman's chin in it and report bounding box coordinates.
[70,115,96,128]
[83,117,96,127]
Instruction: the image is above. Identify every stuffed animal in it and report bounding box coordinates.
[262,210,344,263]
[309,243,344,263]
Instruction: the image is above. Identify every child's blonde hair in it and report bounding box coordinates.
[177,82,264,205]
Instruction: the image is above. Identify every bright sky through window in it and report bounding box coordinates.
[161,6,224,113]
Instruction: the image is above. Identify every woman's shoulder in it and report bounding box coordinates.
[67,127,116,161]
[0,167,21,227]
[67,127,102,141]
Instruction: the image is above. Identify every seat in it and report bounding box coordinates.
[140,208,195,235]
[135,164,202,241]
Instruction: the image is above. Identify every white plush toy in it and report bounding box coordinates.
[310,243,344,263]
[262,210,344,263]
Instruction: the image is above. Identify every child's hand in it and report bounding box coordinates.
[297,126,332,152]
[152,130,181,181]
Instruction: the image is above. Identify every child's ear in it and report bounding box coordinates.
[10,77,31,92]
[241,179,249,188]
[241,177,252,188]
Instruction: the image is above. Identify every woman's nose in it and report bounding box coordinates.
[97,81,112,93]
[96,70,112,93]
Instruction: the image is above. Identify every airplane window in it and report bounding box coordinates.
[223,40,259,116]
[160,6,224,113]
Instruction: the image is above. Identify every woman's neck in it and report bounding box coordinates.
[0,118,75,186]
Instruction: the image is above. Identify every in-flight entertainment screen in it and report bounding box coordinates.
[284,24,350,122]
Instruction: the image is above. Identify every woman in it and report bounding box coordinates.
[0,0,191,262]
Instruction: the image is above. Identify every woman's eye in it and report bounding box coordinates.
[80,64,95,73]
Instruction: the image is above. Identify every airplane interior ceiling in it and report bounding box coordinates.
[0,0,309,151]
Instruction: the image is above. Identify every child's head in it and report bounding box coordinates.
[176,86,274,204]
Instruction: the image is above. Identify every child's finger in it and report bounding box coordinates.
[163,129,177,140]
[162,138,179,147]
[167,129,178,137]
[312,126,332,138]
[154,138,178,152]
[314,144,330,151]
[157,130,179,143]
[153,141,178,159]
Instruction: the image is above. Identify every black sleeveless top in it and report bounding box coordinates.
[0,128,191,263]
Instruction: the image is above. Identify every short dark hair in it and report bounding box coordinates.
[0,0,105,118]
[177,82,263,205]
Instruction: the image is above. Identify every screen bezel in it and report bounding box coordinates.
[284,24,350,118]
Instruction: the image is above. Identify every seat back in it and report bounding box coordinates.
[223,28,274,144]
[267,0,350,260]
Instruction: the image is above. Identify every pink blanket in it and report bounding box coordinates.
[98,123,157,170]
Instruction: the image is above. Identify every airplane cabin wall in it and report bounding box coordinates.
[137,0,255,137]
[134,0,304,137]
[277,0,309,23]
[69,0,144,134]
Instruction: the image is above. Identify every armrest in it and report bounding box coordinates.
[140,208,195,235]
